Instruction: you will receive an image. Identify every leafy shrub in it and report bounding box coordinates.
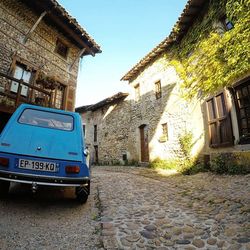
[210,153,250,175]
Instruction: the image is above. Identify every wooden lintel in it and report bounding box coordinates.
[23,11,47,44]
[69,48,86,72]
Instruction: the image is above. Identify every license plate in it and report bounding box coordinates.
[18,159,58,172]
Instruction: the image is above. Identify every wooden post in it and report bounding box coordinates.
[15,80,23,107]
[69,48,86,72]
[23,11,47,44]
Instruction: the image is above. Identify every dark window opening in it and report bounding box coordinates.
[155,81,162,99]
[122,153,127,161]
[0,112,12,133]
[82,124,86,138]
[233,80,250,144]
[94,124,97,142]
[55,39,69,58]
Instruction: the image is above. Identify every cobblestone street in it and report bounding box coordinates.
[0,166,249,250]
[94,166,250,250]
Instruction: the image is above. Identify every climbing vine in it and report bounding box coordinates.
[166,0,250,99]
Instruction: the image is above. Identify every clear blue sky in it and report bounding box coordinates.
[58,0,188,107]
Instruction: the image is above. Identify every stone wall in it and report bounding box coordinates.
[79,60,205,164]
[0,0,82,110]
[127,58,204,162]
[80,99,131,165]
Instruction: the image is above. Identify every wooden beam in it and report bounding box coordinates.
[69,48,86,72]
[23,11,47,44]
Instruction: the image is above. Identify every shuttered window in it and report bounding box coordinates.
[206,92,234,147]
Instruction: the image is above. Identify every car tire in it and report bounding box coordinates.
[75,184,89,204]
[0,180,10,198]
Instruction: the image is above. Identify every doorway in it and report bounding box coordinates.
[0,111,12,133]
[94,145,99,164]
[139,124,149,162]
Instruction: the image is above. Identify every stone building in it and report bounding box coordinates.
[76,93,129,165]
[0,0,101,130]
[78,0,250,167]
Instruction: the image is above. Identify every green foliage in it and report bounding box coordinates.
[210,153,250,174]
[149,132,207,175]
[167,0,250,99]
[178,131,193,158]
[148,157,179,170]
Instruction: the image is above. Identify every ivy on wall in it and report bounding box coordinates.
[166,0,250,99]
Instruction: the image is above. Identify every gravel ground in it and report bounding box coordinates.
[0,181,102,250]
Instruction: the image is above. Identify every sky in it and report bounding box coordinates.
[58,0,188,107]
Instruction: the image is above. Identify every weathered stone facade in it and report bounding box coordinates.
[0,0,100,113]
[78,0,250,167]
[77,93,130,165]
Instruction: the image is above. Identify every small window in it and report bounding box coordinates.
[221,16,234,31]
[134,84,140,101]
[82,124,86,138]
[159,123,168,142]
[55,39,69,58]
[18,109,74,131]
[155,81,162,99]
[94,124,97,142]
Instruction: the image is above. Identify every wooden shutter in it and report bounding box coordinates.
[206,92,234,147]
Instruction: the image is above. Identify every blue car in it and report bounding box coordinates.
[0,104,90,203]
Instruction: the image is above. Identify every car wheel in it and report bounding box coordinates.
[0,180,10,198]
[75,183,90,204]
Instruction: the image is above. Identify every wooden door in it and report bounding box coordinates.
[139,125,149,162]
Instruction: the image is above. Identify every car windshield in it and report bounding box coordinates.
[18,109,74,131]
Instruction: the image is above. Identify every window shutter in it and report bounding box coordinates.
[206,92,234,147]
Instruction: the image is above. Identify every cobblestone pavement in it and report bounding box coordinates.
[0,167,249,250]
[93,166,250,250]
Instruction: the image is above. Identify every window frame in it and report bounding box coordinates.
[55,38,69,59]
[9,57,38,100]
[155,80,162,99]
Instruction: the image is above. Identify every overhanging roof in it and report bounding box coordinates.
[76,92,129,113]
[121,0,207,81]
[20,0,101,57]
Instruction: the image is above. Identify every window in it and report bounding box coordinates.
[206,92,233,147]
[10,63,34,97]
[159,123,168,142]
[155,81,162,99]
[94,124,97,142]
[162,123,168,138]
[233,80,250,144]
[134,84,140,101]
[18,109,73,131]
[82,124,86,138]
[221,16,234,31]
[53,83,66,109]
[55,39,69,58]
